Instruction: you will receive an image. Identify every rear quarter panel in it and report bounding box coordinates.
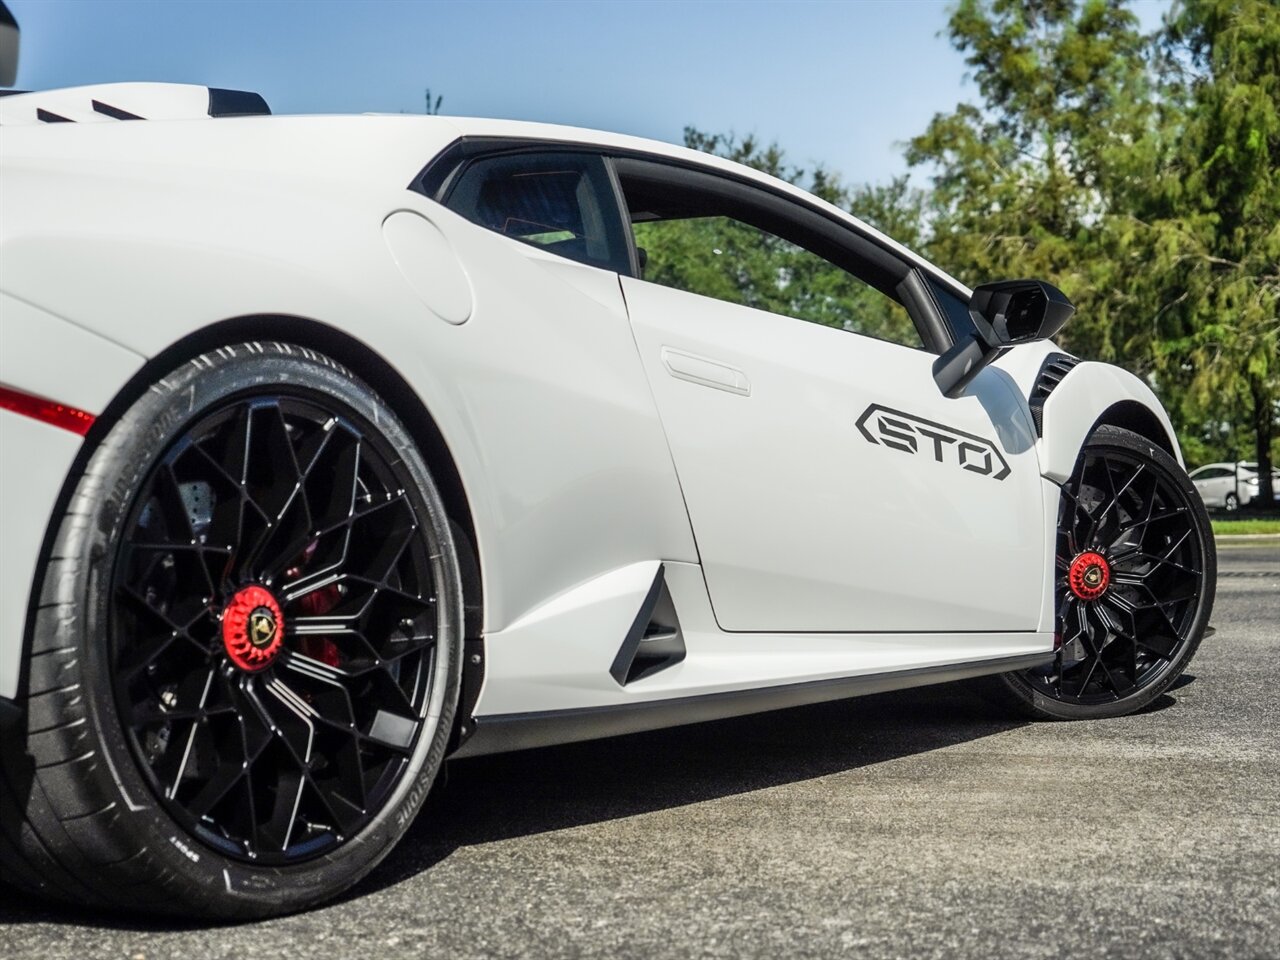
[0,117,696,690]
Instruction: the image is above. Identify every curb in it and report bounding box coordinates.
[1214,534,1280,543]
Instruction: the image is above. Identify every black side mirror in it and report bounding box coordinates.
[933,279,1074,399]
[969,279,1075,345]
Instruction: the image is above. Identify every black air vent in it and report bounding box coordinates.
[92,99,142,120]
[610,566,686,686]
[1028,353,1080,435]
[207,87,271,117]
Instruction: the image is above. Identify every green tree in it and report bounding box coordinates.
[1149,0,1280,501]
[905,0,1159,364]
[637,128,923,346]
[907,0,1279,494]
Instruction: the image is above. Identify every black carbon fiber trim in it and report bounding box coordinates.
[206,87,271,117]
[609,566,686,686]
[452,651,1053,758]
[92,99,142,120]
[1028,352,1081,435]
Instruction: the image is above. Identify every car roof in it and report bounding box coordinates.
[0,85,968,299]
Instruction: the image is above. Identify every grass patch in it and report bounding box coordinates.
[1212,518,1280,536]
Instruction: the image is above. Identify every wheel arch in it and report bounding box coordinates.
[1039,361,1183,484]
[1090,400,1178,458]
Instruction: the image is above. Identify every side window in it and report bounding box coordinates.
[444,152,630,273]
[632,216,920,348]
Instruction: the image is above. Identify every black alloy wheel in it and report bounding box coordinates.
[0,344,463,918]
[994,425,1215,720]
[113,394,439,863]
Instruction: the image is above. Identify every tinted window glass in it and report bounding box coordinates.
[445,153,629,273]
[632,215,921,348]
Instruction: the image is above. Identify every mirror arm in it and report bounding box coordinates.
[931,334,994,400]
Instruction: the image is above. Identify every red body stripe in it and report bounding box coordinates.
[0,385,96,436]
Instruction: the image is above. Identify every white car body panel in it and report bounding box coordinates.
[0,292,146,414]
[0,295,146,699]
[471,558,1051,724]
[0,413,82,700]
[0,117,698,640]
[0,97,1185,744]
[1038,361,1183,483]
[621,276,1045,633]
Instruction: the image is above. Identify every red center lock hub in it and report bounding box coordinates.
[222,585,284,672]
[1067,551,1111,601]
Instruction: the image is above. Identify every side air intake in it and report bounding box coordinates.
[1028,352,1080,435]
[610,565,686,686]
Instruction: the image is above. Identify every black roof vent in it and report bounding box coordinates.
[207,87,271,117]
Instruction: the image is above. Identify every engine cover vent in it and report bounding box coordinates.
[610,565,686,686]
[0,82,270,126]
[1029,353,1080,435]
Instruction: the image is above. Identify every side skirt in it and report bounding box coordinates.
[451,651,1049,758]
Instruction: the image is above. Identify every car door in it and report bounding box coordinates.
[612,157,1045,634]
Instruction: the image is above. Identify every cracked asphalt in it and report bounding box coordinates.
[2,541,1277,959]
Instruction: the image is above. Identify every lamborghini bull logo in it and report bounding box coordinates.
[249,608,278,648]
[856,404,1011,481]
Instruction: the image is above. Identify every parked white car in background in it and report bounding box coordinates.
[0,12,1218,920]
[1189,461,1270,511]
[1243,470,1280,506]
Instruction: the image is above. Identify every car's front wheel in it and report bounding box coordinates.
[991,425,1215,720]
[0,343,463,919]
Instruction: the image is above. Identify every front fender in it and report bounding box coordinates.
[1038,361,1182,484]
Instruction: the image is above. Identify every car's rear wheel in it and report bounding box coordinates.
[0,343,463,918]
[990,425,1215,720]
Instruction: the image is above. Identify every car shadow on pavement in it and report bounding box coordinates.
[1,677,1185,928]
[348,679,1031,900]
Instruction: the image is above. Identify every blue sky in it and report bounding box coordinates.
[8,0,1169,186]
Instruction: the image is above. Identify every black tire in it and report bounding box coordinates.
[988,425,1215,721]
[1224,491,1239,512]
[0,343,463,919]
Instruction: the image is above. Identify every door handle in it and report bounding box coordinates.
[660,347,751,397]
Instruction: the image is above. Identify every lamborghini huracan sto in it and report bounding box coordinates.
[0,76,1215,916]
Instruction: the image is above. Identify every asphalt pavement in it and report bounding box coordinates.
[3,541,1277,959]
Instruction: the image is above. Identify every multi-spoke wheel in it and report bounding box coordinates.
[0,344,463,918]
[993,425,1215,720]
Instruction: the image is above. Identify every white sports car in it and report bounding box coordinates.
[0,55,1216,917]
